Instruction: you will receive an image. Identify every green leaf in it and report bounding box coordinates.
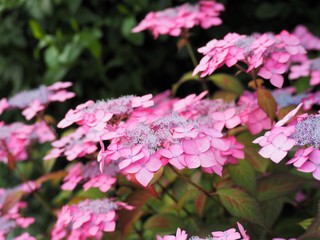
[144,213,182,234]
[257,88,277,120]
[257,173,307,201]
[59,42,83,64]
[176,189,200,213]
[208,73,244,96]
[261,198,284,227]
[217,188,265,227]
[292,77,311,93]
[299,218,314,230]
[67,0,82,14]
[172,71,199,96]
[244,147,269,173]
[121,17,144,45]
[228,160,256,195]
[29,19,44,40]
[44,45,59,68]
[299,201,320,239]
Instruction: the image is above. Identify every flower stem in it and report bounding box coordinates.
[15,165,54,216]
[168,165,213,198]
[157,182,192,216]
[184,37,198,68]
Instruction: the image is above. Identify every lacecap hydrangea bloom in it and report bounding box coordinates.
[194,30,306,88]
[156,222,249,240]
[254,103,320,180]
[0,81,75,120]
[51,198,133,240]
[132,0,224,38]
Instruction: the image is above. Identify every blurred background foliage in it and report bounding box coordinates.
[0,0,319,105]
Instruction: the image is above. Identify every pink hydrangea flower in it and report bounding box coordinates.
[51,198,132,240]
[298,149,320,180]
[194,31,306,88]
[156,228,188,240]
[0,121,55,165]
[61,160,118,192]
[57,94,154,130]
[258,133,295,163]
[132,1,224,38]
[0,82,74,119]
[96,92,245,186]
[0,185,36,240]
[292,25,320,51]
[44,127,98,161]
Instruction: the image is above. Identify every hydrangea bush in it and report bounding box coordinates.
[1,0,320,239]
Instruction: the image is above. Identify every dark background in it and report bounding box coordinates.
[0,0,319,115]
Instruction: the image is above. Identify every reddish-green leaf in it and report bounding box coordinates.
[299,201,320,239]
[117,189,153,239]
[217,188,265,227]
[228,160,256,195]
[257,173,307,201]
[35,170,67,186]
[144,213,182,234]
[208,73,244,96]
[1,191,24,214]
[194,192,207,217]
[257,88,277,120]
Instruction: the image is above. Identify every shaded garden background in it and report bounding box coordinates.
[1,0,319,108]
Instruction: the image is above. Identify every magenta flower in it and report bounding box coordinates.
[132,1,224,38]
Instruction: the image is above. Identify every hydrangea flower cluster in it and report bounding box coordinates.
[156,222,249,240]
[132,0,224,38]
[271,87,320,110]
[292,25,320,51]
[44,126,99,161]
[286,25,320,86]
[61,160,118,192]
[254,103,320,180]
[97,92,249,187]
[194,31,306,88]
[0,182,37,240]
[57,94,153,130]
[51,198,133,240]
[0,121,55,164]
[289,57,320,86]
[0,82,75,120]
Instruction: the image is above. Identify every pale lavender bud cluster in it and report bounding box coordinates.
[77,198,117,214]
[8,86,49,109]
[272,91,307,108]
[0,217,17,235]
[90,95,135,116]
[125,113,194,153]
[291,115,320,148]
[310,57,320,71]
